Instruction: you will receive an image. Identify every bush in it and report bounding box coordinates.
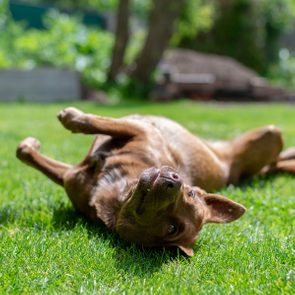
[267,49,295,90]
[177,0,295,74]
[0,1,114,88]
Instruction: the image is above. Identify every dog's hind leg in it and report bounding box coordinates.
[16,137,71,186]
[267,160,295,174]
[261,147,295,175]
[215,125,284,184]
[57,107,144,138]
[278,147,295,161]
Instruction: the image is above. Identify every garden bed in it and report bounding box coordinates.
[0,68,81,102]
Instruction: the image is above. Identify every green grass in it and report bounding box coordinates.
[0,101,294,294]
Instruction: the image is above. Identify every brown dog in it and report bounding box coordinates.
[16,107,295,256]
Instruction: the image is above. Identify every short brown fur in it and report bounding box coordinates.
[16,107,295,256]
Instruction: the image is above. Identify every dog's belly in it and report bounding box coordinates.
[125,115,228,191]
[63,115,228,219]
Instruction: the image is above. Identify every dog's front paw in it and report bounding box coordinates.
[57,107,84,123]
[57,107,85,132]
[16,137,41,160]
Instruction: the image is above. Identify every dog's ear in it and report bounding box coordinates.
[94,200,118,230]
[90,194,122,230]
[177,245,194,257]
[202,193,246,224]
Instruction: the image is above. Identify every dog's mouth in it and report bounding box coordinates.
[134,166,183,216]
[135,191,148,215]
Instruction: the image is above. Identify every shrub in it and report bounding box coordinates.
[267,49,295,90]
[177,0,295,74]
[0,1,114,88]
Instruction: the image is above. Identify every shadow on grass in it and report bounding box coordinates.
[2,172,285,276]
[236,172,292,191]
[51,204,182,276]
[0,201,185,276]
[0,204,20,225]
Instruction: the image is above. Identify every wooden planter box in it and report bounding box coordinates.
[0,68,81,102]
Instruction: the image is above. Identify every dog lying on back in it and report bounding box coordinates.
[16,107,295,256]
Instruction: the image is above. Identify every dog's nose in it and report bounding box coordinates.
[170,171,180,181]
[166,171,180,183]
[160,169,182,191]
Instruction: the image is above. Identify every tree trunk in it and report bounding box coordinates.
[107,0,130,82]
[130,0,186,83]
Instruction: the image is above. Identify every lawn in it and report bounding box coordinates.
[0,101,294,294]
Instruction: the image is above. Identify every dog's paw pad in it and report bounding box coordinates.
[16,137,41,158]
[57,107,84,124]
[18,137,41,150]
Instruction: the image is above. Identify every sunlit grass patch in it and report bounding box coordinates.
[0,101,294,294]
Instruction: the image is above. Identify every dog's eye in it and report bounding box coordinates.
[167,224,178,235]
[188,190,195,198]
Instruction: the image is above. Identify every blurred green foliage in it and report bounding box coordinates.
[0,0,214,89]
[0,0,114,87]
[267,49,295,90]
[172,0,215,46]
[1,0,294,90]
[178,0,295,75]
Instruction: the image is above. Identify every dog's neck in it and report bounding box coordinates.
[89,169,138,230]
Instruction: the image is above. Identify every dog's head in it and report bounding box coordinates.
[115,166,246,256]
